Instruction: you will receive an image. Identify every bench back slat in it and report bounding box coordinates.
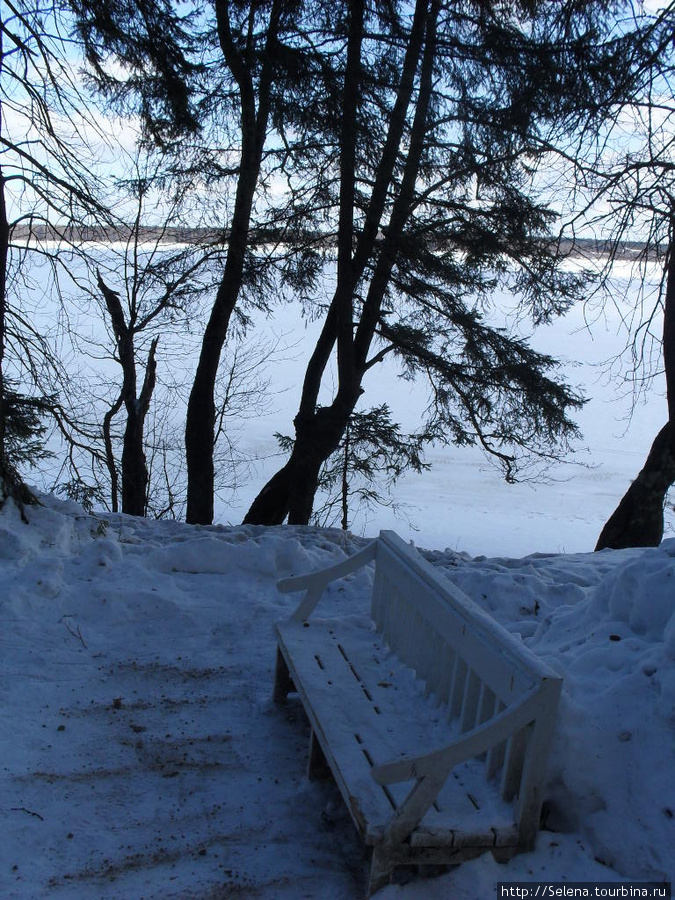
[373,534,544,705]
[478,685,497,729]
[424,630,445,699]
[460,669,482,733]
[486,706,508,781]
[449,656,468,719]
[500,725,530,802]
[435,643,456,706]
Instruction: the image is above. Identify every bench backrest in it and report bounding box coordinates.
[372,531,550,705]
[372,531,561,837]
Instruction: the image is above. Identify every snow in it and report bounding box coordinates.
[2,250,674,895]
[1,493,673,898]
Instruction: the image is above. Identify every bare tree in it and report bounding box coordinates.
[91,156,222,515]
[596,231,675,549]
[50,187,278,520]
[69,0,339,525]
[0,0,109,509]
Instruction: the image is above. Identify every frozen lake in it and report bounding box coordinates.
[219,259,673,556]
[20,250,673,557]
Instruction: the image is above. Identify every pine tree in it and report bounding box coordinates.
[244,0,634,525]
[278,405,430,530]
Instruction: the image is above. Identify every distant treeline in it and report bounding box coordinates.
[13,223,654,259]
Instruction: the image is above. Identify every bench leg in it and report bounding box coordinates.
[307,729,331,780]
[273,646,294,702]
[368,846,394,896]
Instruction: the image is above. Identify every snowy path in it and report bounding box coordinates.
[1,508,367,898]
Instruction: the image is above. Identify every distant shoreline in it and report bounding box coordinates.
[12,224,657,261]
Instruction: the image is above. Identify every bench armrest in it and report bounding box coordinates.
[277,539,377,622]
[371,686,547,785]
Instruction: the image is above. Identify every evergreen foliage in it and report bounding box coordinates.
[0,383,53,509]
[2,386,52,467]
[277,404,430,530]
[245,0,638,525]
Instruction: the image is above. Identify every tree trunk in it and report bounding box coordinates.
[0,167,8,486]
[103,391,124,513]
[288,404,355,523]
[596,234,675,550]
[121,411,148,516]
[185,266,243,525]
[243,459,294,525]
[1,17,11,496]
[185,0,281,525]
[99,274,158,517]
[664,226,675,454]
[120,337,158,516]
[244,0,438,527]
[244,401,354,525]
[595,423,675,550]
[341,424,350,531]
[0,165,32,508]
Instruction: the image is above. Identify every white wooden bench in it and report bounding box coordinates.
[274,530,562,895]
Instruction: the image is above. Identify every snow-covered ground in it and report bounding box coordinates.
[0,493,672,898]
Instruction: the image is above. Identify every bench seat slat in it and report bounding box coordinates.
[276,618,518,848]
[410,823,520,849]
[276,622,394,843]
